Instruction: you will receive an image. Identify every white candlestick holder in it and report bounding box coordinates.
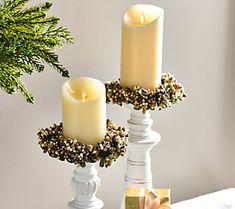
[68,163,103,209]
[105,75,186,209]
[125,109,161,189]
[119,108,161,209]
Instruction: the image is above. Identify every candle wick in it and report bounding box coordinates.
[140,13,145,24]
[82,92,87,102]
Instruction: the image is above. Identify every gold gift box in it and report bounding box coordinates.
[125,188,170,209]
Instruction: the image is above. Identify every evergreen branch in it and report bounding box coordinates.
[0,64,34,103]
[18,2,52,16]
[37,48,69,77]
[4,0,29,11]
[14,16,59,25]
[0,0,74,103]
[0,65,20,94]
[26,58,45,73]
[16,78,35,103]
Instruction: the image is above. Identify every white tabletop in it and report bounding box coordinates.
[171,188,235,209]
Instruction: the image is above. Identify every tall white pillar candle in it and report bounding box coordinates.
[120,4,164,90]
[62,77,106,145]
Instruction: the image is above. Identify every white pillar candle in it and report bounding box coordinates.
[62,77,106,145]
[120,4,164,90]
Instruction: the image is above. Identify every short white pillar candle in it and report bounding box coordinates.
[62,77,106,145]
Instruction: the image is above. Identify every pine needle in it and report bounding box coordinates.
[0,0,73,103]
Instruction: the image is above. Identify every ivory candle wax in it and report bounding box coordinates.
[120,4,164,90]
[62,77,106,145]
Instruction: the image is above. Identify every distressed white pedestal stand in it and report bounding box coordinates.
[121,109,161,208]
[68,163,104,209]
[126,109,161,188]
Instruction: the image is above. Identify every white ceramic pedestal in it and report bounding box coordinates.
[120,109,161,209]
[68,163,104,209]
[125,109,161,188]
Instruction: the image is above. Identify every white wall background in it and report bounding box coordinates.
[0,0,234,208]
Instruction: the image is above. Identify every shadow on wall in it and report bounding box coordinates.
[226,1,235,111]
[223,0,235,183]
[226,1,235,136]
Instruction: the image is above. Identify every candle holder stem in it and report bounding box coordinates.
[68,163,103,209]
[125,109,161,188]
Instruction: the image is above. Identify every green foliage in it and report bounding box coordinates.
[0,0,73,103]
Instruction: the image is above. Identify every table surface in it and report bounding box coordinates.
[171,188,235,209]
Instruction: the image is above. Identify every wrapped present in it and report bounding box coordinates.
[125,188,171,209]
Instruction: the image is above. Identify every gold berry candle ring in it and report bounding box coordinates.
[37,77,128,209]
[105,73,186,113]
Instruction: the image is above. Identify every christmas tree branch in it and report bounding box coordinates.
[0,0,73,103]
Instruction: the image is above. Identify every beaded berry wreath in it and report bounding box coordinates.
[37,119,128,167]
[105,73,186,113]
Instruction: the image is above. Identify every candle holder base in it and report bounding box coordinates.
[125,109,161,189]
[68,164,103,209]
[119,109,161,209]
[125,133,160,188]
[69,199,103,209]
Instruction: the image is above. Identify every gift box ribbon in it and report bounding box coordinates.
[125,188,171,209]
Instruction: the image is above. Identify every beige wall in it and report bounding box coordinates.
[0,0,234,208]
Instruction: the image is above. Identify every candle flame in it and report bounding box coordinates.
[81,92,87,102]
[140,13,145,24]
